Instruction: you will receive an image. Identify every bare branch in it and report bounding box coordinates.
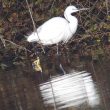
[0,36,31,53]
[0,34,6,47]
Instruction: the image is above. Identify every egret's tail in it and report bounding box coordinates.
[26,32,39,42]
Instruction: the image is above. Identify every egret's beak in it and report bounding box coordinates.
[79,8,89,11]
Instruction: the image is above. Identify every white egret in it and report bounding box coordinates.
[26,6,88,45]
[26,6,88,75]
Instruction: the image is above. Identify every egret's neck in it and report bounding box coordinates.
[65,14,78,34]
[66,14,78,23]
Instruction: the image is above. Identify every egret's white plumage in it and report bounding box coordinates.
[27,6,80,45]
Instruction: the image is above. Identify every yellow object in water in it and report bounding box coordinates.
[96,39,101,43]
[32,57,42,72]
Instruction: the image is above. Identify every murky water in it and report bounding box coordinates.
[0,57,110,110]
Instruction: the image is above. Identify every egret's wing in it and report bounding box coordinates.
[37,17,69,45]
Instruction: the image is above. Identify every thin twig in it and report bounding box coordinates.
[25,0,36,31]
[25,0,45,54]
[105,0,109,16]
[0,35,6,47]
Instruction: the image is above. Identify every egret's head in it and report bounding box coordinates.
[64,5,88,19]
[65,6,79,14]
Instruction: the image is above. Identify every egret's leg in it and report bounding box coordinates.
[41,45,45,54]
[60,64,66,75]
[57,43,59,55]
[56,44,66,75]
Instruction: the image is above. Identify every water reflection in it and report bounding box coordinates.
[39,70,100,109]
